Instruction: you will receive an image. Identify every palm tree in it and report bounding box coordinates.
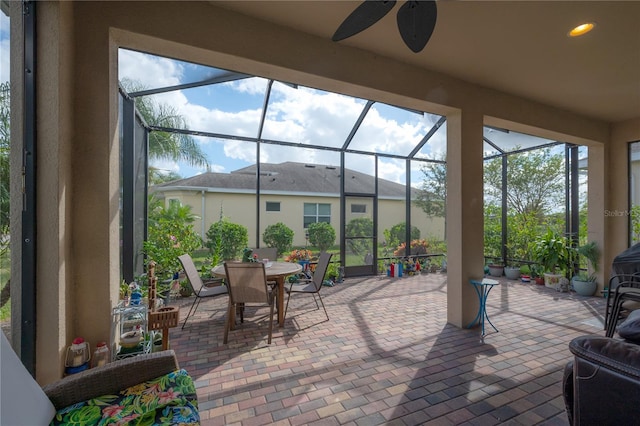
[121,78,209,169]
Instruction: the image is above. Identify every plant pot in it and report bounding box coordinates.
[543,273,563,288]
[488,265,504,277]
[572,278,597,296]
[504,267,521,280]
[534,277,545,285]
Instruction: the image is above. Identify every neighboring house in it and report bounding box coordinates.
[152,161,445,248]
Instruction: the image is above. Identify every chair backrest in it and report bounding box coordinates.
[609,273,640,291]
[311,252,333,291]
[178,254,204,293]
[252,247,278,262]
[224,262,270,304]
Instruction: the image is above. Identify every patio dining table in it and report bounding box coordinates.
[211,261,302,327]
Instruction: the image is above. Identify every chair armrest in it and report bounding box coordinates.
[43,350,179,410]
[568,336,640,424]
[569,335,640,379]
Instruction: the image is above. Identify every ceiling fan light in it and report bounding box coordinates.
[568,22,595,37]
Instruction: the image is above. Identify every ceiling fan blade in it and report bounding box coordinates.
[397,0,437,53]
[332,0,397,42]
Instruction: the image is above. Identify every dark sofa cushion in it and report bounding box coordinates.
[618,309,640,342]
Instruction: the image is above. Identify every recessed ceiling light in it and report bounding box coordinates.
[568,22,596,37]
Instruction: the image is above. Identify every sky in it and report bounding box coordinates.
[1,10,9,84]
[117,48,449,186]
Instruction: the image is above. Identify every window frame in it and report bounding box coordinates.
[303,202,331,228]
[266,201,281,212]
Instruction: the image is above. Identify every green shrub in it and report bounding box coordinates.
[307,222,336,252]
[384,222,420,247]
[325,262,340,280]
[142,203,202,277]
[345,217,373,256]
[393,239,429,256]
[262,222,294,256]
[205,218,248,261]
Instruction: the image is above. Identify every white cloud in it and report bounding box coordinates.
[230,78,268,95]
[119,49,444,184]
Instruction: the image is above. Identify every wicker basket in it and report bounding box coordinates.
[148,306,179,330]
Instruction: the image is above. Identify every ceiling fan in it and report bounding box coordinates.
[332,0,438,53]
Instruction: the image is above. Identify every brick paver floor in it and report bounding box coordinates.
[168,272,606,425]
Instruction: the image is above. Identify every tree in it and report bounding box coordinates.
[149,168,183,185]
[484,148,564,217]
[415,157,446,218]
[262,222,294,256]
[483,148,566,263]
[120,78,209,169]
[142,201,202,277]
[307,222,336,252]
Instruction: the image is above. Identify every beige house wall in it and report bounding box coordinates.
[10,1,636,383]
[159,190,445,250]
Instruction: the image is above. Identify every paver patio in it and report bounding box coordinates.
[168,272,606,425]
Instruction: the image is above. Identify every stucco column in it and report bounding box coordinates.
[446,108,485,328]
[586,143,606,291]
[72,3,121,359]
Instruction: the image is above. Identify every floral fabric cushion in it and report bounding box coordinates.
[50,369,199,425]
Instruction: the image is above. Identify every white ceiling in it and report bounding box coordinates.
[213,0,640,124]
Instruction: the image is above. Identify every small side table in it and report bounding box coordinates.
[467,278,500,336]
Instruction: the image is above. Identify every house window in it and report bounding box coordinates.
[351,204,367,213]
[304,203,331,228]
[168,198,180,207]
[266,201,280,212]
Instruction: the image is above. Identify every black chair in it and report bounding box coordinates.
[284,252,332,322]
[604,273,640,337]
[178,254,228,329]
[223,262,278,344]
[563,335,640,425]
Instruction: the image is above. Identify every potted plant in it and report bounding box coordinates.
[528,264,544,285]
[533,229,571,288]
[179,280,193,297]
[325,262,339,283]
[487,259,504,277]
[504,264,521,280]
[572,241,600,296]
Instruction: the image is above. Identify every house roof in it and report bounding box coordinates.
[153,161,418,199]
